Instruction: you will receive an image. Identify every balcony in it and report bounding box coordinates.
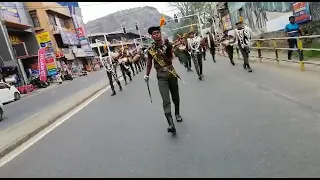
[42,2,71,18]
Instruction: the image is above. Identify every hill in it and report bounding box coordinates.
[84,6,177,37]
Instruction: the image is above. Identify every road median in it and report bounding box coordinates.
[0,78,111,158]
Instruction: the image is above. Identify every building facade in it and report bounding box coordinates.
[0,2,40,85]
[25,2,95,74]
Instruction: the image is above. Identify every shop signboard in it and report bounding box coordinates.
[36,32,57,76]
[0,2,20,23]
[37,47,47,81]
[293,2,312,24]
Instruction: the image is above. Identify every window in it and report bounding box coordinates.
[29,10,40,27]
[48,14,57,26]
[59,18,68,28]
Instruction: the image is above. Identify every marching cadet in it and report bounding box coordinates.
[182,33,192,71]
[220,29,236,66]
[234,19,253,72]
[115,49,132,85]
[200,36,207,61]
[187,29,204,80]
[102,53,122,96]
[144,25,183,135]
[206,31,216,63]
[123,47,136,76]
[132,50,142,73]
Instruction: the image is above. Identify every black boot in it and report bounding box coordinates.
[243,64,247,69]
[119,85,123,91]
[125,80,128,85]
[111,90,116,96]
[247,64,253,72]
[165,113,176,134]
[175,114,183,122]
[230,60,235,66]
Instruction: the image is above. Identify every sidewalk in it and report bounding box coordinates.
[20,69,103,99]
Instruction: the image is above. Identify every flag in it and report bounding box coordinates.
[160,12,166,27]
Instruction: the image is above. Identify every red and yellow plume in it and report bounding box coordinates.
[159,12,166,27]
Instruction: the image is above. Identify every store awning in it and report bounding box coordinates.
[5,20,32,31]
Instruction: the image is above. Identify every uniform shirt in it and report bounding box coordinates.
[146,40,173,76]
[285,23,300,37]
[234,25,253,48]
[103,57,113,72]
[187,36,202,53]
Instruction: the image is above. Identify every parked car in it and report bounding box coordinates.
[0,82,21,104]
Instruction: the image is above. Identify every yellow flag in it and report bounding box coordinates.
[160,11,166,27]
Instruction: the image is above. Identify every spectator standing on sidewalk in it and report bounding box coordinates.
[284,16,303,60]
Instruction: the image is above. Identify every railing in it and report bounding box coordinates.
[216,35,320,71]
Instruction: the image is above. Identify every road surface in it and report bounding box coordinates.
[1,55,320,178]
[0,69,121,131]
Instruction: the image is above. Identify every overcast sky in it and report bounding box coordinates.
[79,2,179,24]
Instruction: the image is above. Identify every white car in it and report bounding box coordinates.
[0,82,21,104]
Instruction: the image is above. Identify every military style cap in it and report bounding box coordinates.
[235,16,244,25]
[148,26,161,35]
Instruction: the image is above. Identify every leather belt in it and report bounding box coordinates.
[157,65,172,72]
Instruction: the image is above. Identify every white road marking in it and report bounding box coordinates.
[50,91,56,94]
[0,77,124,168]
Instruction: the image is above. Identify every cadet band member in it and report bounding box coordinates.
[206,31,216,63]
[234,20,253,72]
[115,49,132,85]
[220,29,236,66]
[200,36,207,61]
[144,26,183,134]
[102,53,122,96]
[187,30,204,80]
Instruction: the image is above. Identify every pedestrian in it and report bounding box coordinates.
[144,25,183,134]
[182,33,192,71]
[234,20,253,72]
[206,31,216,63]
[187,30,204,80]
[220,29,236,65]
[284,16,303,60]
[102,53,122,96]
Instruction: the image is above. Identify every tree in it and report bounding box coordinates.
[169,2,212,37]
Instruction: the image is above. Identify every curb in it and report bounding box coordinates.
[0,75,124,158]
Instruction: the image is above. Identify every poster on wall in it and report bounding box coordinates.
[36,32,57,76]
[222,14,232,30]
[0,2,20,23]
[293,2,311,24]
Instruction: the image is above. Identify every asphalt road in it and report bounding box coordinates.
[0,68,122,131]
[1,55,320,177]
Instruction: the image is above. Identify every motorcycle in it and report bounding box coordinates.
[30,76,48,88]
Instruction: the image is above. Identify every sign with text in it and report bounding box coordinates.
[37,48,47,82]
[293,2,311,24]
[0,2,20,23]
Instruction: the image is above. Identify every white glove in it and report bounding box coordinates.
[144,75,149,83]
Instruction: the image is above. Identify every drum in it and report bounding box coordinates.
[132,54,140,62]
[221,39,230,46]
[178,45,186,50]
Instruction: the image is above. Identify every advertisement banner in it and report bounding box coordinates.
[37,48,47,82]
[0,2,20,23]
[293,2,312,24]
[222,14,232,30]
[76,27,85,40]
[36,32,57,76]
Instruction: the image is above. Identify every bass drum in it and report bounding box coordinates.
[132,54,140,63]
